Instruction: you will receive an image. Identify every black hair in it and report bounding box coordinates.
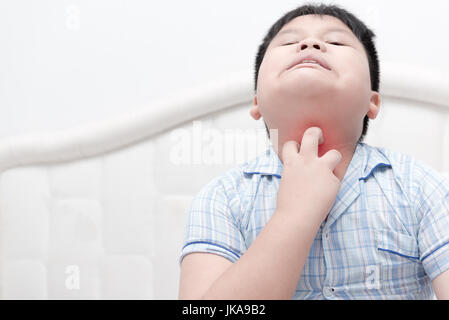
[254,3,380,143]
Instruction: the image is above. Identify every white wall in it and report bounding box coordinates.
[0,0,448,137]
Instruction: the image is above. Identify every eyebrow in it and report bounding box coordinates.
[275,27,353,39]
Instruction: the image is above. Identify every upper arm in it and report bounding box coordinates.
[178,175,245,299]
[432,268,449,299]
[416,169,449,282]
[178,252,233,300]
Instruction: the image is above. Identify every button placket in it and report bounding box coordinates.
[322,227,334,299]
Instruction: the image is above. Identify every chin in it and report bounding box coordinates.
[280,80,337,98]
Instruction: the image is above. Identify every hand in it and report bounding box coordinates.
[275,127,342,227]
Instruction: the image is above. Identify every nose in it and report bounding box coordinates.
[297,39,326,52]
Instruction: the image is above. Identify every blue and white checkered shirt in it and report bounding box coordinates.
[179,142,449,299]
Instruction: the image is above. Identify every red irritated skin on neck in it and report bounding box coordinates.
[272,122,358,181]
[250,14,381,181]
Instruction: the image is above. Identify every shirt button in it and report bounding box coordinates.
[323,287,335,296]
[325,232,330,239]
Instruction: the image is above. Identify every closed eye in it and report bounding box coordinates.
[328,42,345,46]
[282,41,345,46]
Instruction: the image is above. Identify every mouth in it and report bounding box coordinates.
[290,62,327,71]
[287,55,331,72]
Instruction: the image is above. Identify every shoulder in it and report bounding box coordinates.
[193,150,268,203]
[368,144,449,210]
[378,145,448,188]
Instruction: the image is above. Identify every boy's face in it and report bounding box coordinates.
[252,14,380,157]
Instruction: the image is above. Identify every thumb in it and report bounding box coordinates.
[321,149,342,170]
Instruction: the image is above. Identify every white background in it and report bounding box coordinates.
[1,0,448,137]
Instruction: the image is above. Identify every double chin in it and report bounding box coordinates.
[263,100,360,156]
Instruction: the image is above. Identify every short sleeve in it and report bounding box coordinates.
[417,173,449,280]
[178,177,246,266]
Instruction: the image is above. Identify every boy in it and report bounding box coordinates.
[178,3,449,299]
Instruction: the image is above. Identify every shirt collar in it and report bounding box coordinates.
[358,143,392,181]
[242,142,392,181]
[242,143,283,178]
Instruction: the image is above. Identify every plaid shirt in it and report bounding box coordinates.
[179,142,449,299]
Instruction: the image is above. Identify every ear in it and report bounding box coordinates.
[366,91,381,120]
[250,96,262,120]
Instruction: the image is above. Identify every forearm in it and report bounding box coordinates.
[201,210,321,300]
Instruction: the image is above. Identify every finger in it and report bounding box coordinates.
[320,149,342,170]
[281,140,299,164]
[298,127,324,158]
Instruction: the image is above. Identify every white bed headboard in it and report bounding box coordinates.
[0,61,448,299]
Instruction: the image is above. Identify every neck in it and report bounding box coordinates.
[271,129,359,182]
